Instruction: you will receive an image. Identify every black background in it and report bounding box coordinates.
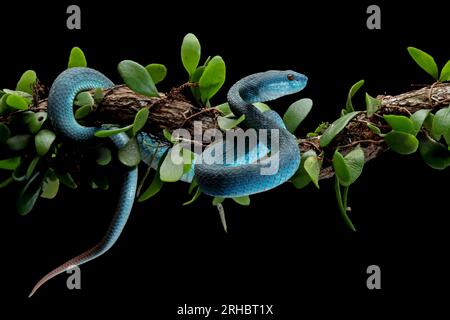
[1,0,449,316]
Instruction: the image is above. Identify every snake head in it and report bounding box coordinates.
[257,70,308,102]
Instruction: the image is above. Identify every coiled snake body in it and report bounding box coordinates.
[29,67,307,296]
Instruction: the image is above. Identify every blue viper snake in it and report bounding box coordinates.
[28,67,307,296]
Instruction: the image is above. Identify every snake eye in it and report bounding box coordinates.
[287,74,294,81]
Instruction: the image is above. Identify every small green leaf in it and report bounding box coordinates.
[95,125,133,138]
[91,172,109,190]
[303,155,321,189]
[291,161,311,189]
[57,171,77,189]
[163,129,174,143]
[183,186,202,205]
[384,131,419,155]
[0,123,11,143]
[96,147,112,166]
[0,156,21,170]
[2,89,32,99]
[217,114,245,130]
[118,60,159,97]
[28,112,48,134]
[188,178,198,194]
[35,129,56,156]
[190,66,205,103]
[215,102,232,115]
[407,47,439,80]
[6,94,29,110]
[94,88,104,103]
[334,177,356,232]
[132,108,149,136]
[16,70,37,94]
[6,135,32,151]
[431,107,450,140]
[365,93,381,117]
[74,105,93,119]
[232,195,250,206]
[118,137,141,167]
[419,135,450,169]
[410,109,431,135]
[383,115,415,134]
[181,33,201,77]
[199,56,226,104]
[253,102,271,113]
[159,145,184,182]
[346,80,365,113]
[440,60,450,82]
[68,47,87,68]
[212,197,225,206]
[320,111,360,147]
[367,123,382,135]
[138,172,163,202]
[74,91,94,107]
[332,147,365,187]
[41,168,59,199]
[282,98,313,133]
[145,64,167,84]
[0,94,10,115]
[0,176,13,188]
[16,172,42,215]
[26,156,40,179]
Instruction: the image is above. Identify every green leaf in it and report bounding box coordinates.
[0,123,11,143]
[94,88,104,103]
[212,196,225,206]
[0,156,21,170]
[419,135,450,169]
[35,129,56,156]
[320,111,360,147]
[0,94,10,115]
[253,102,271,113]
[95,125,133,138]
[410,109,431,135]
[282,98,313,133]
[199,56,226,104]
[16,70,36,94]
[91,172,109,190]
[6,134,31,151]
[346,80,365,113]
[431,107,450,140]
[440,60,450,82]
[132,108,149,136]
[74,104,93,119]
[145,64,167,84]
[159,145,184,182]
[383,115,415,134]
[332,147,364,187]
[96,147,112,166]
[118,60,159,97]
[384,131,419,155]
[0,176,13,188]
[365,93,381,117]
[163,129,174,143]
[303,155,321,189]
[74,91,94,107]
[181,33,201,77]
[232,195,250,206]
[2,89,32,99]
[138,172,163,202]
[28,112,47,134]
[188,178,198,194]
[6,94,29,110]
[367,123,382,135]
[407,47,439,80]
[16,172,42,215]
[217,114,245,130]
[68,47,87,68]
[190,66,205,103]
[334,177,356,232]
[183,187,202,205]
[215,102,232,115]
[118,137,141,167]
[41,168,59,199]
[57,171,77,189]
[26,156,40,179]
[291,160,311,189]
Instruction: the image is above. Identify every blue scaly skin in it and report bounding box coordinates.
[29,67,307,296]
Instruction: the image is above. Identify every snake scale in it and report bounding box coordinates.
[28,67,307,297]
